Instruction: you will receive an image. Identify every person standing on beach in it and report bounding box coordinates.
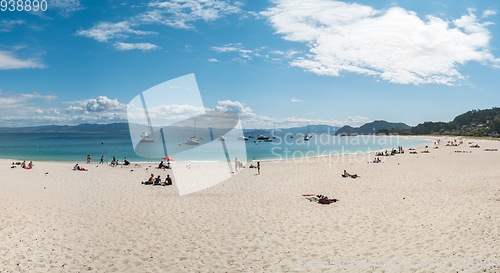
[87,155,91,164]
[100,156,104,164]
[235,158,239,172]
[257,162,260,175]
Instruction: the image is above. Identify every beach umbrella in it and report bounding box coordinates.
[162,156,175,161]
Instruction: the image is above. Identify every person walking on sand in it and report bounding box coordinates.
[99,156,104,164]
[235,158,239,172]
[257,162,260,175]
[87,155,91,164]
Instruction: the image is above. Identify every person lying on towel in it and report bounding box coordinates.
[342,170,358,178]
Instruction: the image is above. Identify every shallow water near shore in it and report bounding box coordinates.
[0,133,433,162]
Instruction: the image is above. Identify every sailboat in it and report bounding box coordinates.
[185,119,200,145]
[140,105,155,143]
[272,123,276,139]
[290,127,294,138]
[304,123,312,141]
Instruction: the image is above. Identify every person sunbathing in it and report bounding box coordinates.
[342,170,358,178]
[73,164,87,171]
[27,161,34,169]
[21,161,26,169]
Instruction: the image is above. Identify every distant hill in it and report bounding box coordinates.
[335,120,410,135]
[244,125,341,136]
[0,123,130,133]
[405,107,500,136]
[0,123,341,135]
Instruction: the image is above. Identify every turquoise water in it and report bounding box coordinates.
[0,133,433,163]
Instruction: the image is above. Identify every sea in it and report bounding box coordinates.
[0,133,433,163]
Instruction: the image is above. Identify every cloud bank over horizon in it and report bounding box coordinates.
[0,91,371,128]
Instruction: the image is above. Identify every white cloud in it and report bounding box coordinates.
[212,43,243,52]
[76,21,157,42]
[0,91,57,117]
[215,100,257,119]
[0,20,25,33]
[291,98,303,102]
[262,0,500,85]
[208,58,218,62]
[50,0,84,16]
[482,10,496,18]
[213,44,302,63]
[0,50,46,70]
[65,96,127,113]
[114,42,160,51]
[140,0,242,29]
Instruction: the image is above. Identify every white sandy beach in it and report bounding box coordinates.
[1,137,500,272]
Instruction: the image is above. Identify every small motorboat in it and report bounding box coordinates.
[185,136,200,145]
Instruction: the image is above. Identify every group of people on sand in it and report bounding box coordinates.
[11,161,34,169]
[248,162,261,175]
[234,158,245,172]
[86,155,130,166]
[376,147,405,157]
[158,161,171,169]
[372,157,382,163]
[446,139,463,147]
[142,174,172,186]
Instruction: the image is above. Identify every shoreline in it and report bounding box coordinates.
[0,135,434,164]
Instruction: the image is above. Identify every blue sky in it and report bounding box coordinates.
[1,0,499,128]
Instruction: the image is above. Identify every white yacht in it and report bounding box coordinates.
[185,119,200,145]
[140,131,154,143]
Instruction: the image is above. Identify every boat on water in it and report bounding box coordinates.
[264,139,273,142]
[248,135,254,138]
[304,123,312,141]
[140,131,154,143]
[290,127,294,138]
[257,135,270,140]
[185,119,200,145]
[272,123,276,139]
[185,136,200,145]
[237,136,248,140]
